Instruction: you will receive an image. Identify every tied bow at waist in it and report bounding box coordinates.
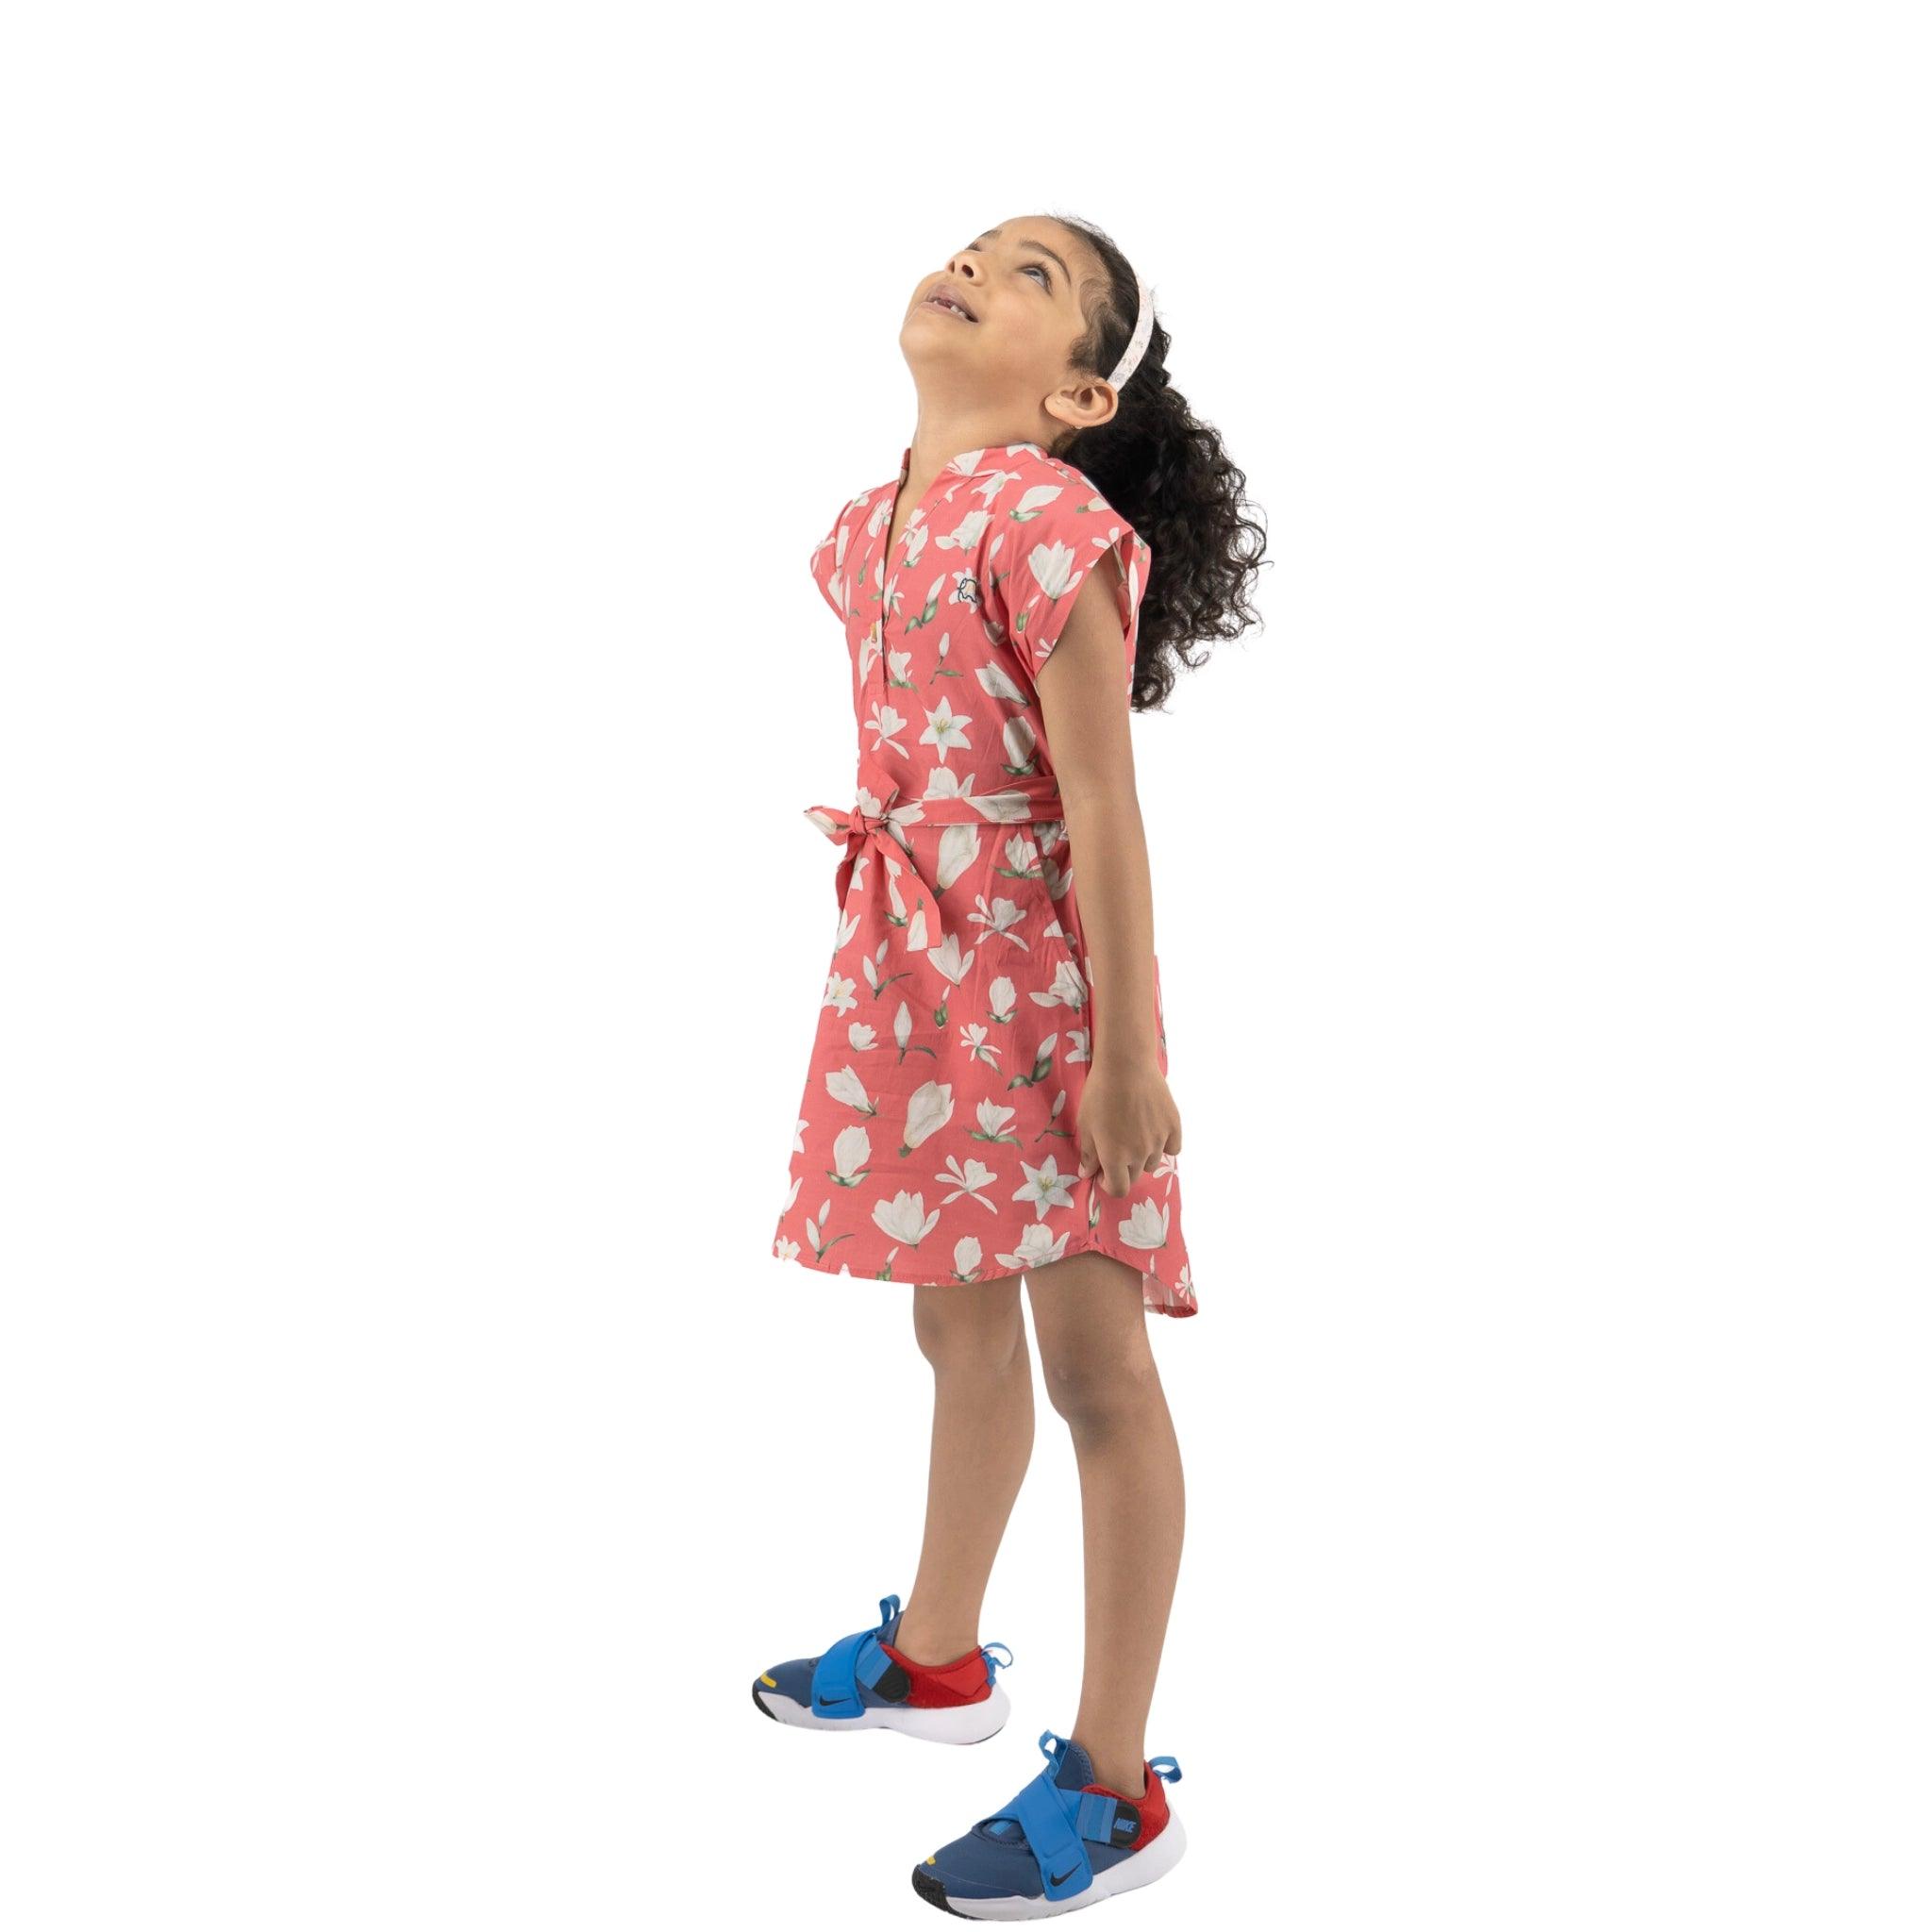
[803,775,1066,952]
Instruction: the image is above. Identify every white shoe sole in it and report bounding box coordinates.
[754,1680,1009,1745]
[924,1814,1187,1919]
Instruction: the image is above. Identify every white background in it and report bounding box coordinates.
[3,5,1926,1927]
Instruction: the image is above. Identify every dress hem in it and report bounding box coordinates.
[770,1226,1198,1319]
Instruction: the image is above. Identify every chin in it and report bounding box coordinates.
[899,319,974,371]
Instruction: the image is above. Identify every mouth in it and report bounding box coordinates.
[923,285,978,324]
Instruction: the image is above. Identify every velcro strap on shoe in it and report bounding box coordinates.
[1009,1773,1091,1901]
[808,1629,895,1716]
[1076,1792,1129,1844]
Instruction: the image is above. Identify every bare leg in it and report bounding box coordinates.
[1025,1251,1185,1798]
[893,1280,1034,1664]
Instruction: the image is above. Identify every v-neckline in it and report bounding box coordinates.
[880,444,950,580]
[879,440,1048,593]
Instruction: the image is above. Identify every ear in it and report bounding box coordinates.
[1041,377,1120,438]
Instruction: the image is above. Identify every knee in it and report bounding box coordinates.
[1039,1344,1159,1435]
[913,1291,1024,1375]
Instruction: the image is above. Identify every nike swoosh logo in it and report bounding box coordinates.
[1048,1866,1078,1888]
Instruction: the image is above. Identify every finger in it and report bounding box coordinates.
[1077,1129,1099,1180]
[1164,1124,1183,1158]
[1104,1156,1135,1197]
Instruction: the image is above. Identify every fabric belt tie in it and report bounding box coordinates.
[802,774,1067,952]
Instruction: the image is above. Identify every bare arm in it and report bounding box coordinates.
[1035,554,1183,1194]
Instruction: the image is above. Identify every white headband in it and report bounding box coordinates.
[1106,274,1156,391]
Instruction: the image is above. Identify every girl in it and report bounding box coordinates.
[763,213,1265,1917]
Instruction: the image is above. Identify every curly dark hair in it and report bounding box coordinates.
[1045,212,1269,711]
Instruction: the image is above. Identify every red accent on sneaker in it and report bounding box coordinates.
[879,1641,993,1707]
[1082,1763,1170,1848]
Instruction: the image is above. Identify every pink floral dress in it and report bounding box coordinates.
[771,440,1197,1318]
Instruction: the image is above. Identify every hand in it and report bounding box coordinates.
[1075,1062,1183,1198]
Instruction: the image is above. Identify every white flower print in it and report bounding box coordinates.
[858,617,885,682]
[900,1078,955,1152]
[1011,483,1065,523]
[994,1223,1070,1272]
[967,894,1029,948]
[828,1124,872,1188]
[921,694,971,762]
[1008,1031,1059,1090]
[1028,958,1088,1010]
[802,1199,837,1257]
[925,931,977,987]
[937,821,983,891]
[934,508,991,551]
[873,1190,941,1245]
[938,1156,999,1211]
[975,661,1030,708]
[1013,1155,1077,1221]
[1020,541,1081,598]
[923,765,978,802]
[972,468,1024,508]
[884,796,927,841]
[1002,832,1043,879]
[824,1065,877,1115]
[863,938,914,999]
[967,790,1042,824]
[958,1021,1000,1068]
[774,442,1194,1317]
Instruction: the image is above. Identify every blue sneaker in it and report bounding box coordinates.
[751,1592,1013,1745]
[910,1729,1186,1917]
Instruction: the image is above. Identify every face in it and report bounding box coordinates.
[901,216,1118,440]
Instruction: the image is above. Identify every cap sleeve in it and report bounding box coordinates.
[808,496,858,621]
[985,469,1150,681]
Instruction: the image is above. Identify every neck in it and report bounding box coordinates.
[906,413,1050,489]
